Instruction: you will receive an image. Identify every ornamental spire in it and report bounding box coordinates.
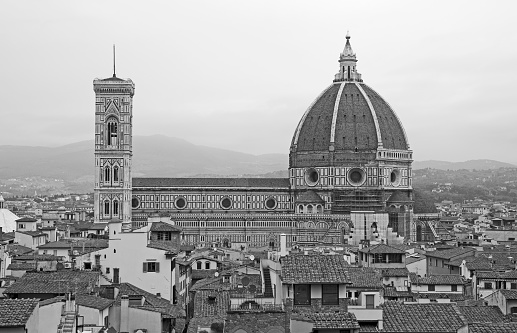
[334,32,362,82]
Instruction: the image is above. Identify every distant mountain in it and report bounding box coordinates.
[1,138,515,183]
[412,159,516,170]
[0,135,288,181]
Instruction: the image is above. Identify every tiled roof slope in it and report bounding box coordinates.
[380,268,409,277]
[6,244,33,256]
[147,240,179,254]
[281,254,350,284]
[133,178,290,188]
[477,271,517,279]
[469,323,517,333]
[381,301,467,333]
[38,239,108,249]
[425,247,475,260]
[193,290,229,318]
[0,298,39,327]
[7,262,37,271]
[457,306,505,324]
[346,267,382,288]
[411,274,465,285]
[303,312,360,329]
[4,271,100,295]
[150,221,181,232]
[499,289,517,300]
[76,295,113,310]
[296,191,325,204]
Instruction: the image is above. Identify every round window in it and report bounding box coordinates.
[265,197,277,209]
[220,197,232,209]
[131,196,140,209]
[348,168,365,186]
[304,168,319,186]
[391,169,401,186]
[175,197,187,209]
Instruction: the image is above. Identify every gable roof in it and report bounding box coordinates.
[381,301,467,333]
[425,247,475,260]
[150,221,182,232]
[346,267,382,288]
[0,298,39,327]
[4,271,100,295]
[281,254,350,284]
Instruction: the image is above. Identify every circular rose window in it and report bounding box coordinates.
[265,197,277,209]
[220,197,232,209]
[131,196,140,209]
[391,169,401,186]
[348,168,366,186]
[174,197,187,209]
[304,168,320,186]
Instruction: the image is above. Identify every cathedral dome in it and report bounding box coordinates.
[290,34,410,168]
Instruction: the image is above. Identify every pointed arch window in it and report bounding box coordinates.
[104,167,111,182]
[104,201,110,215]
[106,119,118,146]
[113,166,119,182]
[113,200,119,215]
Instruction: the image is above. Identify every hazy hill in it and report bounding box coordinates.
[0,135,288,181]
[413,159,516,170]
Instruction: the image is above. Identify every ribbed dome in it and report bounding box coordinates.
[290,35,410,168]
[292,82,409,152]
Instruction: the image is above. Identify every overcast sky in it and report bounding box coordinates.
[1,1,516,163]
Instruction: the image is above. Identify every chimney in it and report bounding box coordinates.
[65,293,76,313]
[280,233,288,257]
[120,295,129,333]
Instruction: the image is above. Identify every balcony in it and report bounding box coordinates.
[228,296,284,312]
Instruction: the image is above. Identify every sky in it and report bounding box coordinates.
[1,1,517,163]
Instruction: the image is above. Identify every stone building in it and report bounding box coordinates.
[93,35,416,248]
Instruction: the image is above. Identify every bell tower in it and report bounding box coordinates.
[93,53,135,226]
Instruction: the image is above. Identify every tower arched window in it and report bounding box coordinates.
[113,166,119,182]
[104,201,110,215]
[104,167,111,182]
[106,119,118,146]
[113,200,119,215]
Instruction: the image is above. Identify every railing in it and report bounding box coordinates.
[228,297,283,312]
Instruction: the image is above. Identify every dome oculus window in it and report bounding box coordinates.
[347,168,366,186]
[390,169,401,186]
[304,168,320,186]
[265,197,277,209]
[175,197,187,209]
[220,197,232,209]
[131,196,140,209]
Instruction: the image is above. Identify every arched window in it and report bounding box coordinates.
[113,200,119,215]
[113,166,119,182]
[107,119,118,146]
[104,167,111,182]
[307,205,313,214]
[298,205,304,213]
[100,167,104,182]
[205,261,210,269]
[104,201,110,215]
[197,261,202,269]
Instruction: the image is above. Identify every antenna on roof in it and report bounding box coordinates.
[113,44,116,77]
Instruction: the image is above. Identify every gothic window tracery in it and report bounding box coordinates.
[113,200,119,215]
[104,167,111,183]
[106,118,118,146]
[113,166,119,182]
[104,200,110,215]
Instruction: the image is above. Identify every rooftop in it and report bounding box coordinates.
[302,312,360,329]
[410,274,465,285]
[358,243,405,254]
[0,298,39,327]
[346,267,383,288]
[133,177,290,189]
[381,301,467,333]
[150,221,182,232]
[425,247,475,260]
[4,271,100,295]
[281,254,350,284]
[457,305,505,324]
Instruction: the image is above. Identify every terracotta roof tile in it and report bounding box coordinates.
[303,312,359,329]
[76,295,113,310]
[147,240,179,254]
[457,306,505,324]
[133,178,290,188]
[4,271,100,295]
[425,247,475,260]
[295,191,325,204]
[281,254,350,284]
[477,271,517,279]
[347,267,382,288]
[7,262,36,271]
[380,268,409,277]
[382,301,467,332]
[412,274,465,285]
[0,298,39,327]
[469,323,517,333]
[499,289,517,300]
[150,222,182,232]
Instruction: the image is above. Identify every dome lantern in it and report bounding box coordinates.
[335,32,362,82]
